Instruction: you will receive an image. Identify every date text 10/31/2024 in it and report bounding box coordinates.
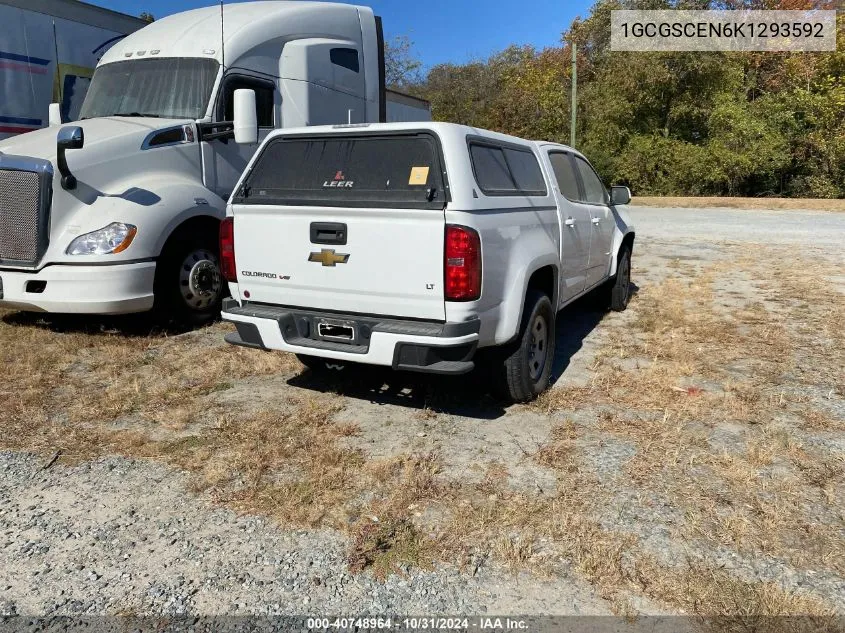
[306,617,531,631]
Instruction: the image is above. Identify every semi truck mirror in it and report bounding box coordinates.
[57,126,84,190]
[48,103,62,127]
[233,89,258,145]
[610,186,632,206]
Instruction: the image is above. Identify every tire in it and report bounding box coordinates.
[296,354,349,374]
[609,246,632,312]
[153,233,224,328]
[492,289,556,403]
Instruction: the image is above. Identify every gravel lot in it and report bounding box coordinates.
[0,452,609,617]
[1,205,843,619]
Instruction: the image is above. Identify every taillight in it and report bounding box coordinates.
[219,217,236,282]
[445,224,481,301]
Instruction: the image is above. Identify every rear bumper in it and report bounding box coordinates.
[0,262,156,314]
[221,299,480,375]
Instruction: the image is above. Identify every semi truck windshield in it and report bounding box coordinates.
[79,58,219,121]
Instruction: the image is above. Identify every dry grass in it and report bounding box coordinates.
[633,197,845,212]
[535,247,845,592]
[0,318,300,456]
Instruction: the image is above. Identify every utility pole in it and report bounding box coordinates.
[570,41,577,148]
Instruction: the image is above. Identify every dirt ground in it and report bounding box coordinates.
[632,197,845,212]
[1,205,843,621]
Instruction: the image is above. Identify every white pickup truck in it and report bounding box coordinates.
[221,122,635,401]
[0,1,429,326]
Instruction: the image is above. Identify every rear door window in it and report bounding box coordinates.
[237,133,445,209]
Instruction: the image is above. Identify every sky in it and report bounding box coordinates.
[89,0,594,68]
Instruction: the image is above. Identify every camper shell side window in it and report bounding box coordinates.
[467,137,547,197]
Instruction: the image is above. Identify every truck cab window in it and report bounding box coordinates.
[573,156,608,205]
[221,77,275,127]
[330,48,360,73]
[548,152,580,200]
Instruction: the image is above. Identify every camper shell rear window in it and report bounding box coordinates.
[234,132,447,210]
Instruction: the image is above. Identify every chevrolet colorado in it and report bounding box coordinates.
[220,122,635,401]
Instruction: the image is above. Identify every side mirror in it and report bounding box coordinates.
[57,126,84,190]
[233,89,258,145]
[610,185,631,206]
[48,103,62,127]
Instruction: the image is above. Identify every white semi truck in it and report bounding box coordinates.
[0,0,146,140]
[0,1,430,326]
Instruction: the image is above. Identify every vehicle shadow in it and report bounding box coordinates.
[287,284,639,420]
[0,310,191,338]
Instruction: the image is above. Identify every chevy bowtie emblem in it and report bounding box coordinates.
[308,249,350,267]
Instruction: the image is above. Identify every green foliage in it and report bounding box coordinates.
[384,35,423,89]
[409,0,845,198]
[139,11,155,22]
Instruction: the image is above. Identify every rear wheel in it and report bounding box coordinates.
[154,235,224,328]
[492,290,555,403]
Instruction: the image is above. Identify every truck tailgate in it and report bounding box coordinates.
[233,204,446,320]
[229,131,448,321]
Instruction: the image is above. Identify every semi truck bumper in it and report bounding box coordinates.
[222,299,480,375]
[0,262,156,314]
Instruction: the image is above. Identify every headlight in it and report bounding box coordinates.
[66,223,137,256]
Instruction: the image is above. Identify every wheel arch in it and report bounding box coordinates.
[157,214,222,257]
[497,260,559,346]
[610,230,635,278]
[526,265,558,307]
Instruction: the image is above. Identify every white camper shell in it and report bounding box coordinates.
[0,1,430,326]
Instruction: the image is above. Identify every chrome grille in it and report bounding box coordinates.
[0,170,41,262]
[0,156,52,266]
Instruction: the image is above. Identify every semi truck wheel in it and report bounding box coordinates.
[493,289,556,403]
[154,235,224,328]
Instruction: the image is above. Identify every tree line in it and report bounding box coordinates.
[392,0,844,198]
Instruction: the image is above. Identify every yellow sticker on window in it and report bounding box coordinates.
[409,166,430,186]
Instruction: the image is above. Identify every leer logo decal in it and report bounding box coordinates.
[308,249,350,267]
[323,170,354,188]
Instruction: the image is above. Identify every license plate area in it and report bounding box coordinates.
[316,320,357,343]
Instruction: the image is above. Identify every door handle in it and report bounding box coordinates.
[564,218,575,227]
[310,222,347,245]
[591,217,601,225]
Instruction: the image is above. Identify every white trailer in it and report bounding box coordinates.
[0,0,146,139]
[0,1,431,326]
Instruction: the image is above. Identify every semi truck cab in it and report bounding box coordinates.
[0,1,430,326]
